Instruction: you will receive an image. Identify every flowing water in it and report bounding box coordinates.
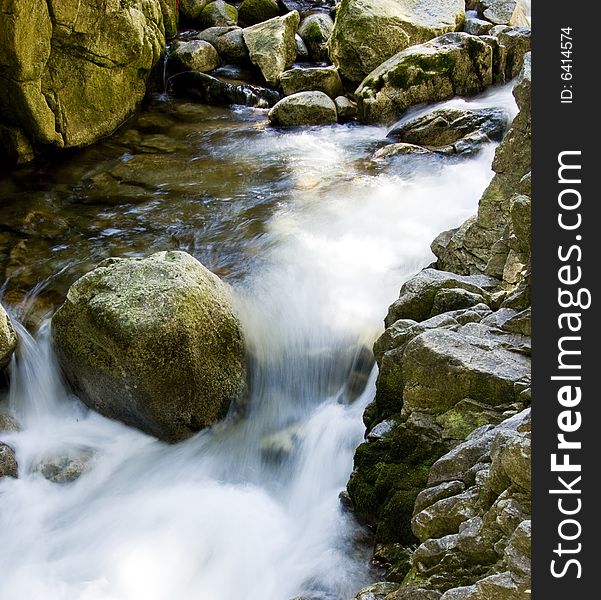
[0,85,517,600]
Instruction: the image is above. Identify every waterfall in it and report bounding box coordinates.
[0,86,517,600]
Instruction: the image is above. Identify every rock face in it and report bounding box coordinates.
[268,91,338,126]
[479,0,530,27]
[0,0,175,164]
[434,54,531,281]
[0,305,17,370]
[329,0,466,82]
[51,251,248,443]
[298,13,334,62]
[355,33,494,124]
[243,11,300,85]
[387,108,508,155]
[411,411,531,596]
[280,66,344,98]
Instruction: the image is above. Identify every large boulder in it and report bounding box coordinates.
[0,304,17,370]
[0,0,174,164]
[169,40,220,73]
[268,91,338,125]
[180,0,209,23]
[243,11,300,85]
[280,66,344,98]
[356,32,494,124]
[51,251,248,443]
[329,0,466,82]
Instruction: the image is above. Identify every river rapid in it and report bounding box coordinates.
[0,86,517,600]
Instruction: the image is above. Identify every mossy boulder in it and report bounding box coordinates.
[298,13,334,62]
[199,1,239,28]
[356,32,495,124]
[170,40,220,72]
[0,0,172,163]
[213,28,250,64]
[268,91,338,126]
[329,0,466,82]
[280,66,343,98]
[51,251,248,443]
[243,11,300,85]
[0,442,18,478]
[0,304,17,370]
[434,54,531,280]
[180,0,209,23]
[238,0,280,26]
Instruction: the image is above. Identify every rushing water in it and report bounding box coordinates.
[0,85,516,600]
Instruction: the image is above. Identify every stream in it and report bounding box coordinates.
[0,85,517,600]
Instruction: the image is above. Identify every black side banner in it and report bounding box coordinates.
[532,2,599,597]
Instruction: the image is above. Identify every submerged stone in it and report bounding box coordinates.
[0,442,18,478]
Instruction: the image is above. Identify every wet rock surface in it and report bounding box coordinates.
[51,251,248,442]
[268,91,338,125]
[0,305,17,370]
[347,49,532,599]
[0,0,175,163]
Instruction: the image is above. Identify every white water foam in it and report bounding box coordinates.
[0,86,517,600]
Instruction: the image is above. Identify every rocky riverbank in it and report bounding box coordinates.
[1,1,531,599]
[347,53,531,600]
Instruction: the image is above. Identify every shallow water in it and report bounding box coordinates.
[0,86,516,600]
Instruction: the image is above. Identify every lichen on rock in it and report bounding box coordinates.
[51,251,248,443]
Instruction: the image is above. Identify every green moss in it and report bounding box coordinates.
[387,52,456,90]
[347,421,448,545]
[239,0,279,25]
